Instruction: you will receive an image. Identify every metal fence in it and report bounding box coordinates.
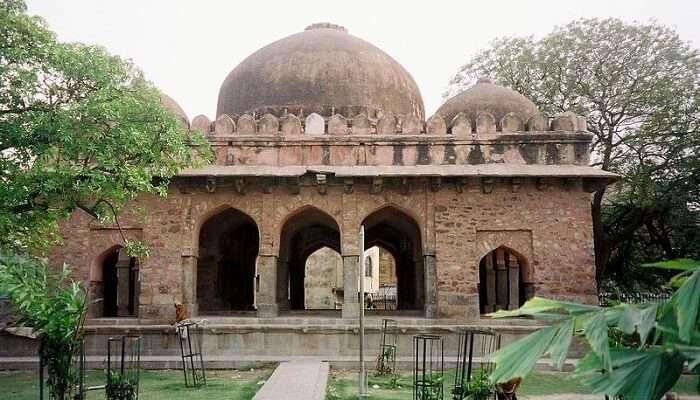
[598,291,672,307]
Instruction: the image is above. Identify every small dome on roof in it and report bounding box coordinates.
[216,23,424,123]
[435,78,538,125]
[160,93,189,127]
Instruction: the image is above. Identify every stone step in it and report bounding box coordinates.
[253,361,329,400]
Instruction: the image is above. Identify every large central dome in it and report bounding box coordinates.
[216,23,424,120]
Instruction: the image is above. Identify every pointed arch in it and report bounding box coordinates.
[278,205,342,310]
[361,205,424,310]
[197,206,260,313]
[477,245,532,314]
[90,245,139,318]
[193,203,261,254]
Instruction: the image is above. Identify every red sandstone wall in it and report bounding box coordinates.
[49,178,595,321]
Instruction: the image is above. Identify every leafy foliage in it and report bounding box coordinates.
[106,370,138,400]
[0,254,86,399]
[0,0,211,254]
[415,373,444,400]
[446,18,700,285]
[459,369,493,400]
[489,268,700,399]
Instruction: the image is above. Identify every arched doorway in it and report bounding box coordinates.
[478,247,531,313]
[362,206,423,311]
[279,207,341,311]
[197,208,259,313]
[93,247,139,318]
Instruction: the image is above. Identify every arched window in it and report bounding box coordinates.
[364,257,373,277]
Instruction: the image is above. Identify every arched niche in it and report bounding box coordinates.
[477,246,533,314]
[90,246,139,318]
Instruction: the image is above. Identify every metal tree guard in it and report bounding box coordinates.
[452,328,501,400]
[413,334,444,400]
[376,318,398,375]
[106,335,141,400]
[39,338,85,400]
[175,320,207,387]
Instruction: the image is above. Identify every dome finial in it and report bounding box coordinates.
[305,22,347,33]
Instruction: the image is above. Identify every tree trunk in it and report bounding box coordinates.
[592,189,609,285]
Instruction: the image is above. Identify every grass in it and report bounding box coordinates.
[326,369,700,399]
[0,367,274,400]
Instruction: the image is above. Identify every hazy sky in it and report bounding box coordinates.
[26,0,700,119]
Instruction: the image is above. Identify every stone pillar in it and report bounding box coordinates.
[276,259,290,312]
[115,249,132,317]
[181,252,198,317]
[423,255,437,318]
[484,255,496,313]
[508,257,520,310]
[342,255,360,319]
[495,248,508,311]
[415,256,425,311]
[257,255,278,318]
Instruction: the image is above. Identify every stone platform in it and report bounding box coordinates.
[0,316,583,370]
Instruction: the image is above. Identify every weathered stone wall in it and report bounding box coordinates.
[49,175,596,321]
[304,247,343,309]
[378,247,397,285]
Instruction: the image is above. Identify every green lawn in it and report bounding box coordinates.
[326,369,700,400]
[0,367,274,400]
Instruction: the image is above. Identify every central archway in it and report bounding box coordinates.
[197,207,259,313]
[278,207,341,311]
[362,206,424,311]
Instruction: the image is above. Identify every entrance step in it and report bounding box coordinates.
[253,360,329,400]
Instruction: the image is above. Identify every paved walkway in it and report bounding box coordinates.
[253,360,329,400]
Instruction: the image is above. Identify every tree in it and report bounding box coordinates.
[1,2,211,397]
[488,267,700,399]
[0,0,211,254]
[446,18,700,284]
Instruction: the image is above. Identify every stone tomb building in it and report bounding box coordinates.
[43,23,615,358]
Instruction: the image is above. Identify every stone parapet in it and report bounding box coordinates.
[192,111,587,137]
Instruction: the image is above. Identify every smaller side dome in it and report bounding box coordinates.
[160,93,189,128]
[435,78,538,128]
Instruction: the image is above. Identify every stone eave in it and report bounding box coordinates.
[177,164,619,180]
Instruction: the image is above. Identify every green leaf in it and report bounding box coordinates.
[583,311,611,371]
[490,318,575,383]
[615,303,658,345]
[576,348,684,400]
[641,258,700,271]
[666,268,700,343]
[489,297,599,319]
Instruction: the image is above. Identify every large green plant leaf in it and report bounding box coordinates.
[490,297,599,319]
[665,268,700,343]
[491,318,575,383]
[641,258,700,271]
[615,303,659,345]
[583,311,611,371]
[575,348,684,400]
